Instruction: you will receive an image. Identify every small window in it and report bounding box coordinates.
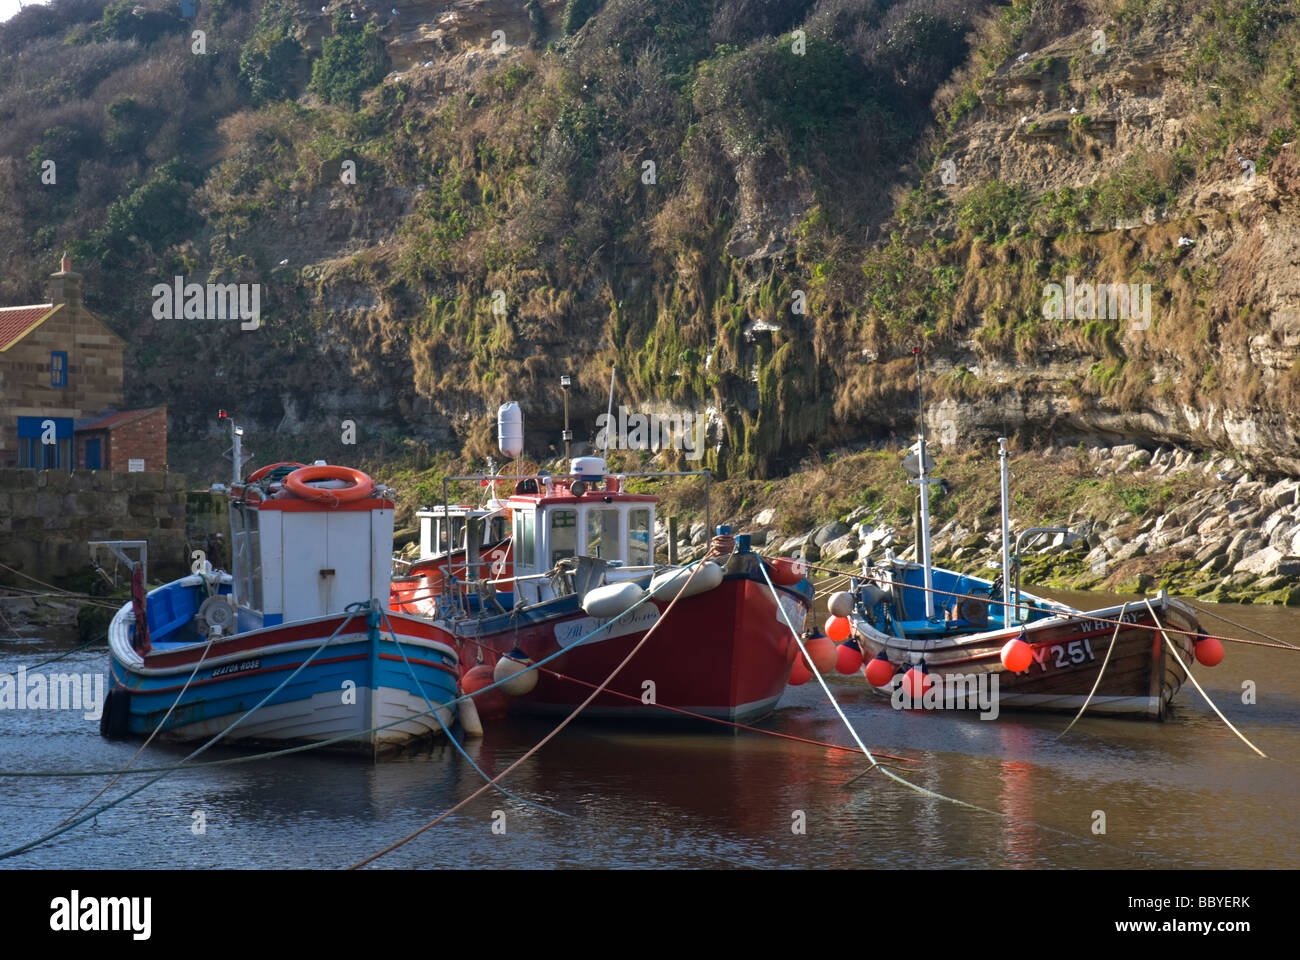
[628,509,651,565]
[50,352,67,388]
[513,510,536,570]
[586,508,623,561]
[550,509,577,565]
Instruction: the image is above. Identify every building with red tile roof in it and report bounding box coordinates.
[0,256,163,471]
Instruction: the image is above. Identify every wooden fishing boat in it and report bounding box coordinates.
[847,556,1200,718]
[101,419,459,755]
[839,355,1207,719]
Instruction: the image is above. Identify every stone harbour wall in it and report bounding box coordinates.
[0,469,190,585]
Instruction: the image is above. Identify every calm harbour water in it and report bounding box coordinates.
[1,589,1297,869]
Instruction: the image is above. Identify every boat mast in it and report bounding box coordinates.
[913,347,936,620]
[602,365,616,461]
[998,437,1013,625]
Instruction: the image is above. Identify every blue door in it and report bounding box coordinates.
[85,438,102,471]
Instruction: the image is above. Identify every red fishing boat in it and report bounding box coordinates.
[391,414,813,723]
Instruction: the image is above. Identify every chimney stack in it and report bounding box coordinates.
[47,252,82,310]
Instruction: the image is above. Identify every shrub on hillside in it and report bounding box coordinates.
[309,15,389,108]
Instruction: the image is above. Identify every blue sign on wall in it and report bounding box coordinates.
[17,416,73,439]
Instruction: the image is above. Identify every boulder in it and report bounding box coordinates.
[1233,547,1300,578]
[753,508,776,527]
[813,521,849,547]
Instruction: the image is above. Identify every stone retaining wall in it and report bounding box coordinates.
[0,469,190,584]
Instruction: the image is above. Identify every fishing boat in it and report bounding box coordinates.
[391,403,815,724]
[101,417,460,755]
[840,354,1209,719]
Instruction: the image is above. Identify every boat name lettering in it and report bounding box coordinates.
[554,605,661,648]
[211,659,261,678]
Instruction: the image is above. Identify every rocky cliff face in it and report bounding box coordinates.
[912,11,1300,474]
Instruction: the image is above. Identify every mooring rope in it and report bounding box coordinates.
[347,547,724,869]
[1055,609,1125,741]
[1144,598,1268,759]
[453,633,917,764]
[1187,601,1300,650]
[381,607,568,817]
[55,632,217,829]
[756,561,1181,866]
[775,553,1298,650]
[11,634,106,671]
[0,606,366,860]
[0,573,686,782]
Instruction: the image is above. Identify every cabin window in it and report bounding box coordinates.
[490,516,507,542]
[513,510,535,569]
[549,509,577,565]
[230,505,262,610]
[628,508,651,565]
[585,508,622,561]
[50,352,67,388]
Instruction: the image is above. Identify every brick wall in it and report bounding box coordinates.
[101,407,168,472]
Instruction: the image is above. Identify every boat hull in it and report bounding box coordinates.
[853,597,1199,719]
[107,579,460,754]
[438,560,812,724]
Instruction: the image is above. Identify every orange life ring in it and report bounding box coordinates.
[247,461,306,483]
[284,465,374,503]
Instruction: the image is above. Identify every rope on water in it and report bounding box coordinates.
[1187,601,1300,650]
[0,606,366,861]
[14,634,107,671]
[454,633,918,764]
[756,561,1181,866]
[0,575,682,781]
[1144,598,1268,759]
[55,632,217,829]
[347,549,724,869]
[769,552,1300,650]
[380,608,568,817]
[1055,608,1124,741]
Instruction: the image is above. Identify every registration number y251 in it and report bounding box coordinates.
[1032,638,1096,671]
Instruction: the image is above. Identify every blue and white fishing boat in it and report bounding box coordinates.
[101,419,460,755]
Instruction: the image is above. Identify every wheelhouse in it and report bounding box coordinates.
[415,503,510,559]
[506,459,656,605]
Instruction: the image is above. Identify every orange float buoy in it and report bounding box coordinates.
[804,635,837,674]
[864,652,894,687]
[461,664,509,719]
[902,663,934,700]
[825,615,851,643]
[768,557,807,586]
[789,655,813,686]
[835,639,863,674]
[1195,634,1225,667]
[1000,635,1033,673]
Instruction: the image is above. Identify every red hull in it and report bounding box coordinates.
[447,573,811,723]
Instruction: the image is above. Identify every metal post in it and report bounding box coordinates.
[917,434,935,619]
[999,437,1013,625]
[231,421,242,486]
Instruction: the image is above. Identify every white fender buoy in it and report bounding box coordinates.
[582,581,647,618]
[828,590,854,618]
[493,650,539,695]
[649,561,723,602]
[457,697,483,737]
